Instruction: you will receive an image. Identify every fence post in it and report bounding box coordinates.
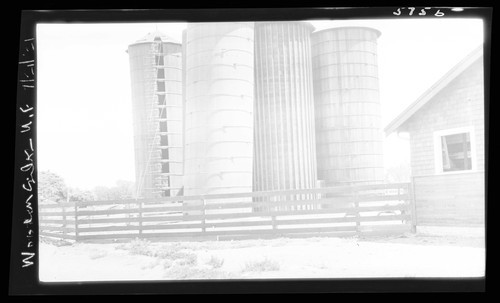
[201,199,206,233]
[138,200,143,237]
[409,179,417,233]
[74,202,79,242]
[62,204,67,238]
[266,195,276,232]
[354,189,360,234]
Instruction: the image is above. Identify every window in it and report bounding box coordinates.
[441,133,471,171]
[434,127,476,174]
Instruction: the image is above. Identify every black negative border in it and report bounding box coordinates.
[9,6,491,295]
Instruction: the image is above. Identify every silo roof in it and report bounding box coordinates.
[130,30,181,46]
[256,21,315,32]
[312,26,382,38]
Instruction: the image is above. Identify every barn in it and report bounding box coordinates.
[385,46,486,226]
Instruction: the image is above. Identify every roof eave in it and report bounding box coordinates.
[384,45,483,136]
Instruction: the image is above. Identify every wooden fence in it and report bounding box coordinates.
[39,182,415,242]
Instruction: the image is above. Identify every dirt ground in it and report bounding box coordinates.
[38,225,485,282]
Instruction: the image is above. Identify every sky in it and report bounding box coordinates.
[36,18,485,190]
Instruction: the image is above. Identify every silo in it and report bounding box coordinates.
[128,31,183,199]
[183,22,255,199]
[311,27,384,187]
[253,21,318,202]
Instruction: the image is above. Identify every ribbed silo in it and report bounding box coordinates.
[311,27,384,187]
[183,22,254,197]
[253,21,318,200]
[128,31,183,199]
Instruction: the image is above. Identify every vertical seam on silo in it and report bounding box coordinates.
[260,24,266,192]
[264,24,274,192]
[337,30,347,185]
[300,26,310,192]
[277,23,285,193]
[297,26,306,192]
[259,24,266,191]
[257,24,264,192]
[303,26,310,190]
[279,23,288,191]
[305,27,316,191]
[270,24,279,193]
[288,26,299,189]
[253,25,258,192]
[181,30,186,181]
[283,23,291,191]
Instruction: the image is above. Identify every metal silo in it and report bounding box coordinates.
[183,22,255,198]
[311,27,384,187]
[253,21,318,202]
[128,31,183,199]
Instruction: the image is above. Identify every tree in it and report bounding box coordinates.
[38,170,67,204]
[68,187,95,202]
[93,180,135,201]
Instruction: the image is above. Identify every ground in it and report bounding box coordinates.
[38,226,485,282]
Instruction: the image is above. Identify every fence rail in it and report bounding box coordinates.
[39,182,415,242]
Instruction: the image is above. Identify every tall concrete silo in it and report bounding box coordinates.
[183,22,255,197]
[311,27,384,187]
[253,21,318,200]
[128,31,183,199]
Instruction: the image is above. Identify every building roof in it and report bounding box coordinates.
[130,30,181,46]
[384,45,484,135]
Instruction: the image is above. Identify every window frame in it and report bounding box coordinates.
[433,126,477,175]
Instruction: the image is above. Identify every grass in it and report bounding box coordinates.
[116,238,240,279]
[119,238,199,269]
[205,255,225,268]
